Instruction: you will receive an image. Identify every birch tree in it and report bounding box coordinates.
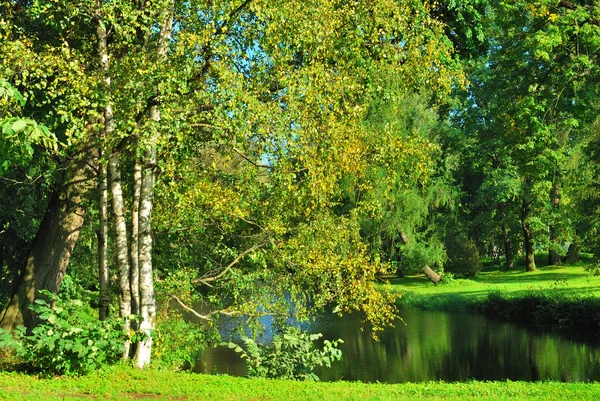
[1,0,465,364]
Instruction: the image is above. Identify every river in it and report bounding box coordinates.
[195,307,600,382]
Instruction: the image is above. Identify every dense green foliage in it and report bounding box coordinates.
[444,235,482,278]
[476,290,600,329]
[227,326,343,381]
[152,310,218,371]
[0,291,126,375]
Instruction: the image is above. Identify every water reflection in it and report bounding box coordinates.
[196,308,600,383]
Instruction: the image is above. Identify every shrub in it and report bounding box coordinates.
[0,290,127,375]
[152,310,219,370]
[439,272,456,285]
[444,235,482,278]
[226,326,343,381]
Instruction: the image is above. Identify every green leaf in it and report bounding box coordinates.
[11,119,28,133]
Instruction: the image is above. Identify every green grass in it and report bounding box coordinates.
[389,264,600,310]
[0,366,599,400]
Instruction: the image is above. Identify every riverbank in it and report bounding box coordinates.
[1,366,599,400]
[389,264,600,328]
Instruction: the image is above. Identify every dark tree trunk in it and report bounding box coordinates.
[565,242,581,264]
[498,203,514,270]
[548,182,561,265]
[520,200,536,272]
[548,234,562,265]
[487,242,495,259]
[502,223,514,270]
[0,142,98,331]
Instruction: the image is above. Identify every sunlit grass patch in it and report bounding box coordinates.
[390,264,600,306]
[1,367,600,400]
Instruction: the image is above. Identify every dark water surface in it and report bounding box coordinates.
[196,308,600,383]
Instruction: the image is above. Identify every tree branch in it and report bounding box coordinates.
[168,295,214,320]
[195,243,264,286]
[167,294,289,321]
[232,146,273,169]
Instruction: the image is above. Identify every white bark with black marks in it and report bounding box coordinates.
[109,152,132,358]
[130,160,141,319]
[98,162,110,321]
[135,1,174,368]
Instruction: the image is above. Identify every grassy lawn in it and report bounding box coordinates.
[1,367,599,401]
[388,264,600,310]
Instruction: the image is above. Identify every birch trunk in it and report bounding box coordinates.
[135,125,157,368]
[95,0,112,321]
[108,153,132,358]
[135,2,174,368]
[98,162,110,321]
[130,160,141,319]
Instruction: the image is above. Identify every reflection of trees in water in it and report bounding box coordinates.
[194,307,600,382]
[314,308,600,383]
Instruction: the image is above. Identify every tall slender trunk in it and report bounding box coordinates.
[135,129,157,368]
[502,222,514,270]
[98,161,110,321]
[108,153,132,358]
[130,159,141,319]
[498,203,514,270]
[548,182,561,265]
[135,3,174,368]
[95,0,112,322]
[520,200,536,272]
[0,141,98,331]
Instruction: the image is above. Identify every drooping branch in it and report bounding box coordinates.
[168,295,214,321]
[166,295,289,321]
[195,243,264,287]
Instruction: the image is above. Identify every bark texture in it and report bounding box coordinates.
[98,162,110,321]
[109,153,132,358]
[96,0,112,322]
[109,153,131,319]
[130,160,141,318]
[0,142,98,331]
[423,265,441,284]
[135,2,174,368]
